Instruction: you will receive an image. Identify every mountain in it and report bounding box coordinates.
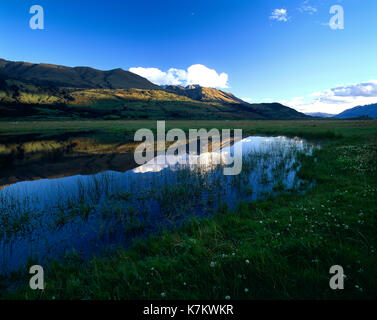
[164,85,245,104]
[0,58,160,90]
[0,58,309,120]
[0,83,309,120]
[305,112,335,118]
[334,104,377,119]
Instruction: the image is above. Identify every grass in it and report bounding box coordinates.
[0,120,376,300]
[1,119,375,137]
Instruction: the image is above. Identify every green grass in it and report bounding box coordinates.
[1,119,375,137]
[0,120,376,300]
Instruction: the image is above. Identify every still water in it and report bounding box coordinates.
[0,136,314,274]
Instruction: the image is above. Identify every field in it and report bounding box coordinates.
[0,119,373,138]
[0,119,376,300]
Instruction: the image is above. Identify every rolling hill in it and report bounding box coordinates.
[0,58,310,121]
[0,58,160,90]
[334,104,377,119]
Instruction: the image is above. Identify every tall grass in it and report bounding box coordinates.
[0,121,376,300]
[0,137,311,277]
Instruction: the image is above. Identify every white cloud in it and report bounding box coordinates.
[186,65,229,88]
[270,9,289,22]
[281,80,377,114]
[299,1,317,14]
[129,64,229,89]
[128,67,186,86]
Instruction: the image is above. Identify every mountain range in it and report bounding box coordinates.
[305,112,335,118]
[0,58,309,120]
[334,104,377,119]
[305,105,377,119]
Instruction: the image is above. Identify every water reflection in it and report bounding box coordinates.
[0,136,314,274]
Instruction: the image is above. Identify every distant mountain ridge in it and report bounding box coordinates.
[0,58,160,90]
[334,103,377,119]
[305,112,335,118]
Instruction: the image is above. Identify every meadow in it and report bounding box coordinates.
[0,119,376,299]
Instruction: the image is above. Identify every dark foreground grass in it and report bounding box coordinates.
[0,119,374,137]
[1,120,376,300]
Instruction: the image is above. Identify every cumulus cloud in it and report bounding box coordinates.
[281,80,377,114]
[128,67,186,86]
[270,9,289,22]
[129,64,229,88]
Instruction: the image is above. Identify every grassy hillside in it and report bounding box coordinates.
[0,58,160,90]
[0,58,310,121]
[0,81,309,120]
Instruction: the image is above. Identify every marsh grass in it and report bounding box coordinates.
[0,121,376,300]
[0,138,309,278]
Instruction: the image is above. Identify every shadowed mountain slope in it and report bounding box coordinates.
[334,104,377,119]
[0,58,160,90]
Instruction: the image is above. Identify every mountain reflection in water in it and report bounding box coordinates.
[0,136,314,274]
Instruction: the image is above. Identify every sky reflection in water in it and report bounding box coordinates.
[0,136,314,274]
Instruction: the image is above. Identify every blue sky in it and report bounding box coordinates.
[1,0,376,113]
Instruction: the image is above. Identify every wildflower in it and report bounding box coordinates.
[244,288,249,293]
[183,282,187,286]
[225,296,231,300]
[245,259,250,264]
[210,261,216,268]
[161,292,166,298]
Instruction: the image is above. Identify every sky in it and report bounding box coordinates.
[0,0,376,114]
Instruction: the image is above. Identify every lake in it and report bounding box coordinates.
[0,136,314,274]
